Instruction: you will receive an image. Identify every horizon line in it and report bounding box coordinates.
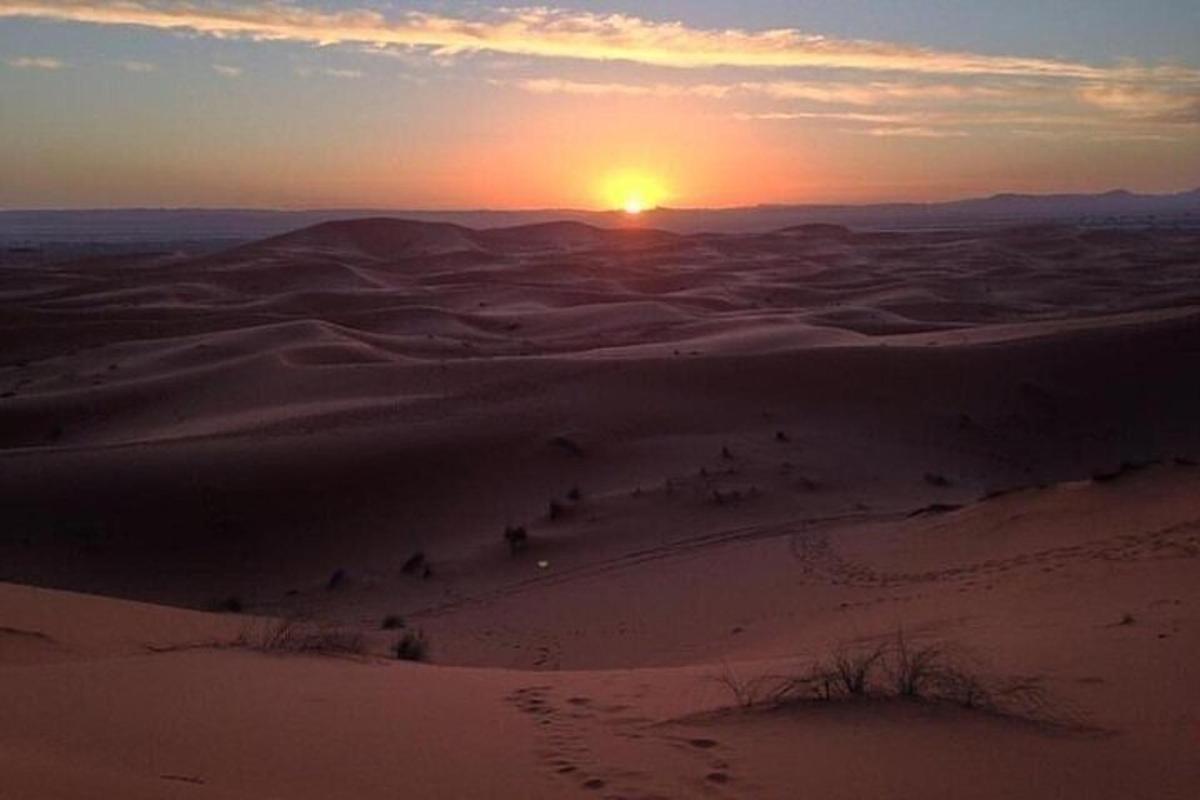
[2,186,1198,216]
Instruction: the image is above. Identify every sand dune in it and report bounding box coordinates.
[2,219,1199,798]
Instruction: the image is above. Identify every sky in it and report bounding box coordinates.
[1,1,1198,210]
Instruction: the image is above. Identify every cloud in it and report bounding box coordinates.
[735,110,921,124]
[295,66,364,79]
[119,59,156,72]
[739,80,1022,105]
[856,126,969,138]
[503,78,732,99]
[0,1,1194,81]
[1091,132,1182,143]
[1078,83,1200,123]
[212,63,242,77]
[5,55,65,69]
[502,77,1031,106]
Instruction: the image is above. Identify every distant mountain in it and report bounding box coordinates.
[2,189,1197,246]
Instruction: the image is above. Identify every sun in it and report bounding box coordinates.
[599,169,666,215]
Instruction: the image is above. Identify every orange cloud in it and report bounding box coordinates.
[857,126,969,139]
[504,78,734,99]
[1078,84,1200,123]
[503,77,1030,106]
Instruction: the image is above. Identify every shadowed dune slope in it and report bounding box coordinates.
[2,221,1198,604]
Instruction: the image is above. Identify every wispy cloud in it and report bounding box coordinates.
[502,78,732,99]
[1090,131,1182,143]
[212,63,243,77]
[5,55,66,69]
[502,77,1032,106]
[736,110,930,124]
[856,126,969,139]
[0,2,1194,81]
[1078,83,1200,123]
[295,66,364,79]
[734,108,1135,128]
[118,59,156,72]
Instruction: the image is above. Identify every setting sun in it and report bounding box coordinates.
[600,170,666,214]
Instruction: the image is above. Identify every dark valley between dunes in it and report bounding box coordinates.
[2,217,1199,799]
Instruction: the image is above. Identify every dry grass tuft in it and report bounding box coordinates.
[713,630,1088,730]
[394,630,428,662]
[234,619,365,657]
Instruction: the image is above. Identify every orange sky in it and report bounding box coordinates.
[1,2,1197,209]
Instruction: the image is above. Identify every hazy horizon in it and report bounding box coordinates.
[3,185,1199,216]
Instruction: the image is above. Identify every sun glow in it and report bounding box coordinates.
[600,169,666,214]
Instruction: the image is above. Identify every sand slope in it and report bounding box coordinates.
[2,465,1198,798]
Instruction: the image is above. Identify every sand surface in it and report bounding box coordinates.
[2,219,1199,798]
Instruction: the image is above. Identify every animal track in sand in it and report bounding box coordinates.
[508,685,745,798]
[792,518,1200,590]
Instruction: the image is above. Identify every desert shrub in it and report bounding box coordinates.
[548,500,565,520]
[828,643,886,697]
[908,502,963,517]
[401,552,426,575]
[888,631,946,698]
[789,645,885,701]
[504,525,528,555]
[381,614,405,630]
[713,666,757,708]
[924,472,951,487]
[215,595,244,613]
[1091,460,1152,483]
[713,631,1085,730]
[567,486,582,502]
[550,435,585,457]
[713,664,799,708]
[236,619,365,656]
[394,630,428,661]
[713,665,815,708]
[326,568,348,591]
[933,663,995,710]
